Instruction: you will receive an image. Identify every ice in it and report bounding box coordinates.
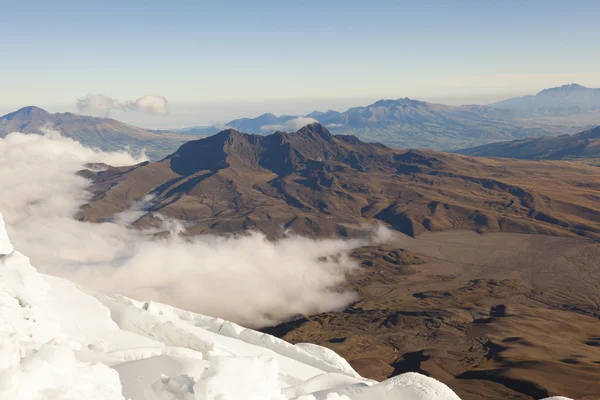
[0,211,574,400]
[147,374,196,400]
[542,398,574,400]
[0,344,125,400]
[282,373,371,398]
[115,354,207,399]
[194,356,284,400]
[306,373,462,400]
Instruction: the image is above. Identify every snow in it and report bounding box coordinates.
[194,356,283,400]
[542,398,575,400]
[0,212,574,400]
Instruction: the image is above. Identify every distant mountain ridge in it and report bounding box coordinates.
[0,106,193,159]
[223,98,526,146]
[457,126,600,160]
[4,83,600,158]
[179,85,600,151]
[490,83,600,115]
[226,113,298,133]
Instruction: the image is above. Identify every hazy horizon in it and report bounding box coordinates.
[1,84,597,130]
[2,0,600,128]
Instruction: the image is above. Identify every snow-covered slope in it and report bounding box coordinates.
[0,213,570,400]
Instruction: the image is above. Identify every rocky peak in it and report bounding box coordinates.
[2,106,50,121]
[294,123,334,142]
[538,83,589,96]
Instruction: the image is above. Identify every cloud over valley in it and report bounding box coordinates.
[0,130,390,326]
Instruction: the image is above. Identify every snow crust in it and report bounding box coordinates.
[0,212,573,400]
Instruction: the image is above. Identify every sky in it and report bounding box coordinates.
[1,0,600,128]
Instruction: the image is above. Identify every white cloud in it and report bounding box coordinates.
[0,130,392,327]
[260,117,319,132]
[326,123,344,128]
[125,95,169,116]
[76,94,169,117]
[75,94,122,116]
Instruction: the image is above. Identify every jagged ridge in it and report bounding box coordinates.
[77,123,600,242]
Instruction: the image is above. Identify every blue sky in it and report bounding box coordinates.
[1,0,600,126]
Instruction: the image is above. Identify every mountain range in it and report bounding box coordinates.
[75,123,600,399]
[79,123,600,241]
[224,100,530,150]
[176,84,600,151]
[3,84,600,158]
[0,106,194,159]
[491,83,600,115]
[458,126,600,161]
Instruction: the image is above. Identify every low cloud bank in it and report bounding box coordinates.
[76,94,169,116]
[260,117,319,132]
[0,131,392,327]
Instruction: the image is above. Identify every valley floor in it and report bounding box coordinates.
[268,231,600,400]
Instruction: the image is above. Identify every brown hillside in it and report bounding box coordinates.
[79,123,600,242]
[76,124,600,399]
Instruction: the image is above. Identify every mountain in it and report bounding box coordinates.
[157,84,600,152]
[458,126,600,161]
[0,106,194,159]
[0,212,468,400]
[220,99,532,150]
[75,124,600,399]
[226,112,298,133]
[79,123,600,241]
[167,125,221,135]
[208,95,596,151]
[491,83,600,116]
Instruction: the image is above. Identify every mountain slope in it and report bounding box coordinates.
[0,106,193,159]
[73,125,600,399]
[79,123,600,242]
[491,83,600,116]
[457,126,600,160]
